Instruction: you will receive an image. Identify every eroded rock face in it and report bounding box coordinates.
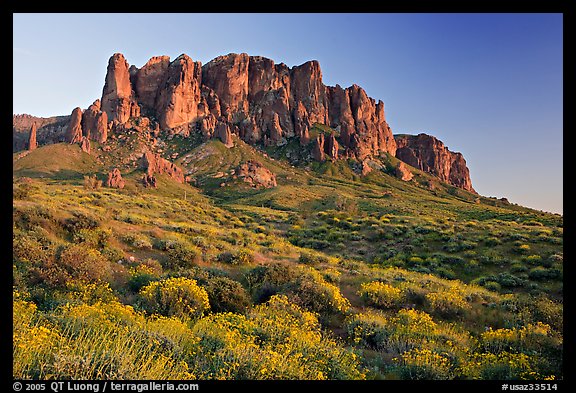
[28,122,37,150]
[101,53,139,124]
[106,168,125,189]
[215,121,234,148]
[80,136,91,154]
[236,160,277,188]
[135,56,171,110]
[66,107,83,143]
[347,85,396,160]
[140,151,184,183]
[395,161,414,181]
[395,133,474,192]
[155,54,202,129]
[290,60,329,125]
[82,100,108,143]
[202,53,249,120]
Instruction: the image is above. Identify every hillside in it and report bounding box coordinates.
[13,138,563,380]
[12,51,563,381]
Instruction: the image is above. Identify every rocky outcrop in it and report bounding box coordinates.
[142,174,157,188]
[395,133,474,192]
[80,136,91,154]
[135,56,171,110]
[155,54,202,129]
[28,122,37,150]
[312,134,325,161]
[236,160,277,188]
[66,107,83,143]
[215,122,234,148]
[202,53,249,120]
[347,84,396,160]
[395,161,414,181]
[140,151,184,183]
[101,53,139,124]
[82,100,108,143]
[106,168,125,189]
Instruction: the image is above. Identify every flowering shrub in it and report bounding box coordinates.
[245,264,350,318]
[189,295,365,379]
[358,281,404,309]
[139,277,210,319]
[395,348,454,380]
[459,352,544,380]
[425,287,471,317]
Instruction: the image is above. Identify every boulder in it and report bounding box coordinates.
[236,160,277,188]
[106,168,125,189]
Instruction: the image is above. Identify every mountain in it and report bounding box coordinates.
[13,52,472,192]
[12,52,562,381]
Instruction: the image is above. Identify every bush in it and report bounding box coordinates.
[425,288,471,317]
[514,244,531,254]
[395,348,454,380]
[460,352,543,380]
[299,251,329,266]
[139,277,210,319]
[63,211,100,233]
[346,311,391,351]
[83,175,102,190]
[358,281,404,309]
[128,262,162,292]
[217,248,255,265]
[58,244,111,284]
[201,276,251,313]
[190,295,365,379]
[245,264,350,319]
[164,242,201,269]
[528,267,562,281]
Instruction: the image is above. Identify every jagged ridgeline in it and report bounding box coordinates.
[13,53,562,381]
[13,52,472,192]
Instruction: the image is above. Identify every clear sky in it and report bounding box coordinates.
[13,13,563,214]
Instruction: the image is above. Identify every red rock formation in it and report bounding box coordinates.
[101,53,138,124]
[361,161,372,176]
[312,134,325,161]
[327,85,355,146]
[290,60,329,125]
[155,54,202,129]
[135,56,171,110]
[347,85,396,160]
[266,113,284,146]
[106,168,125,188]
[140,151,184,183]
[28,122,37,150]
[202,53,249,120]
[395,133,475,192]
[96,111,108,143]
[142,174,157,188]
[66,107,83,143]
[81,100,109,143]
[80,136,91,154]
[326,134,339,160]
[395,161,414,181]
[236,160,277,188]
[215,122,234,148]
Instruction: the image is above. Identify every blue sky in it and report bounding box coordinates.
[13,13,563,214]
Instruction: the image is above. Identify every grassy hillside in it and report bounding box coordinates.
[12,135,563,380]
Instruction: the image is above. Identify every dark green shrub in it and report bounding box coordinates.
[299,251,329,265]
[201,277,251,313]
[164,242,201,269]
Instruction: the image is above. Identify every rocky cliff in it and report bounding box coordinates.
[13,52,475,192]
[395,133,475,193]
[97,52,397,161]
